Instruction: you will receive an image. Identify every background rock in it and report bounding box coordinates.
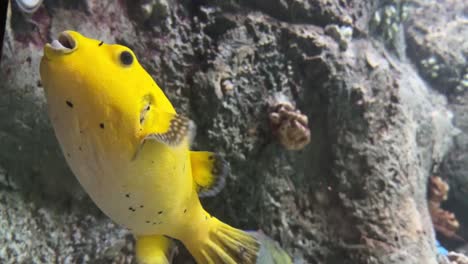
[0,0,466,263]
[403,0,468,252]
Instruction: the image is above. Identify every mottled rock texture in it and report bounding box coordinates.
[404,0,468,251]
[0,0,465,263]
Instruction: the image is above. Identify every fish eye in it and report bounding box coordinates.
[120,51,133,66]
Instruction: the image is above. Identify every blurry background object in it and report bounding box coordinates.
[0,0,8,60]
[14,0,43,14]
[428,176,462,242]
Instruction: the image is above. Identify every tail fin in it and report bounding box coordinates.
[249,231,293,264]
[185,218,291,264]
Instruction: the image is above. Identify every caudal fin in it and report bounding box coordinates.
[249,231,293,264]
[185,218,291,264]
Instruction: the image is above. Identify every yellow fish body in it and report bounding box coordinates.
[40,31,291,264]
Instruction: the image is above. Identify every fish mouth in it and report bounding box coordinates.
[45,31,77,55]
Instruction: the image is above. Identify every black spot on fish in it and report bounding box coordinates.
[184,209,187,213]
[146,220,150,224]
[125,193,130,198]
[98,41,104,46]
[139,102,152,125]
[100,123,105,129]
[66,100,73,108]
[205,216,208,220]
[67,153,71,158]
[208,155,214,160]
[78,146,82,151]
[151,160,154,164]
[158,211,163,215]
[129,206,135,212]
[140,205,144,208]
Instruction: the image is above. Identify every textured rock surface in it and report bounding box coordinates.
[405,0,467,97]
[402,0,468,250]
[0,0,464,263]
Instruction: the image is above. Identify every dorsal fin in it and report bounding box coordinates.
[190,151,228,197]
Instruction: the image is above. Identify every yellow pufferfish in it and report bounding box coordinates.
[40,31,292,264]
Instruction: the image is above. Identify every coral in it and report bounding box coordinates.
[431,207,460,239]
[429,176,449,203]
[268,97,310,151]
[428,176,460,240]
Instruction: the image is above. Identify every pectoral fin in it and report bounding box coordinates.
[190,151,228,197]
[134,111,196,160]
[143,113,195,147]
